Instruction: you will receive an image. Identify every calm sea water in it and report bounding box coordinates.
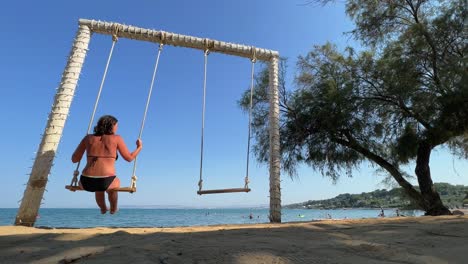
[0,208,424,228]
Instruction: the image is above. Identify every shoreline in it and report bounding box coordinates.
[1,215,467,263]
[3,208,466,229]
[1,210,426,229]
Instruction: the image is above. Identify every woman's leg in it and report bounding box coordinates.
[107,191,118,214]
[107,177,121,214]
[95,191,108,214]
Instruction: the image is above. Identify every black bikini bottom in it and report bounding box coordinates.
[80,175,116,192]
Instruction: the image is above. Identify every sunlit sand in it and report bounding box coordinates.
[1,215,467,263]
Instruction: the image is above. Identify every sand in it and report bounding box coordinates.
[0,215,467,264]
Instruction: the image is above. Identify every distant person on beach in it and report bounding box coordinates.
[72,115,143,214]
[379,208,385,217]
[395,209,405,217]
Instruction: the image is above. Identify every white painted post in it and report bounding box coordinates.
[15,24,91,226]
[269,56,281,223]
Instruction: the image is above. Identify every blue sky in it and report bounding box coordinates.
[0,0,466,209]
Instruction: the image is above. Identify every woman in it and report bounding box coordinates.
[72,115,142,214]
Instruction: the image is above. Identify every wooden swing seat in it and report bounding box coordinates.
[197,188,251,195]
[65,185,136,193]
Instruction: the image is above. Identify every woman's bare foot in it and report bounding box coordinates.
[100,207,108,214]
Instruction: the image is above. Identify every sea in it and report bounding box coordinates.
[0,208,424,228]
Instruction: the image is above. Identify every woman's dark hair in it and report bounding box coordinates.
[93,115,118,136]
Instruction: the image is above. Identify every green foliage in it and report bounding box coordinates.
[285,183,468,209]
[463,193,468,206]
[240,0,467,215]
[394,125,419,163]
[240,0,467,180]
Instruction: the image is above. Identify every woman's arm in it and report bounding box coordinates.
[117,136,143,162]
[71,136,87,163]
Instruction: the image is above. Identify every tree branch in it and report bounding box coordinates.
[333,130,426,208]
[354,92,432,130]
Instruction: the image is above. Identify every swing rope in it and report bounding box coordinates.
[198,48,209,193]
[70,28,120,188]
[130,42,165,190]
[197,46,256,195]
[244,47,257,189]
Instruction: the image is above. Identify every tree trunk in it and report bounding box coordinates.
[336,136,428,208]
[415,141,452,215]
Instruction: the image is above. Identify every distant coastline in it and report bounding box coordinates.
[285,183,468,210]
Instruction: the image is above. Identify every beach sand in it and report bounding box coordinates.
[1,215,467,264]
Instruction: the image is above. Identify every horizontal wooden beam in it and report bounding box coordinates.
[79,19,278,62]
[197,188,251,195]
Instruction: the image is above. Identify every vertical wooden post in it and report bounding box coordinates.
[15,24,91,226]
[268,56,281,223]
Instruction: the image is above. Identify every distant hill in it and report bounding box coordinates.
[285,183,468,210]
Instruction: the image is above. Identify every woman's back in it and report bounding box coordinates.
[71,115,142,214]
[83,134,118,176]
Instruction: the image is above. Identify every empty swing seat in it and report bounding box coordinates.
[65,185,136,193]
[197,187,251,195]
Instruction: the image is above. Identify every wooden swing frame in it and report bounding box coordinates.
[15,19,282,227]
